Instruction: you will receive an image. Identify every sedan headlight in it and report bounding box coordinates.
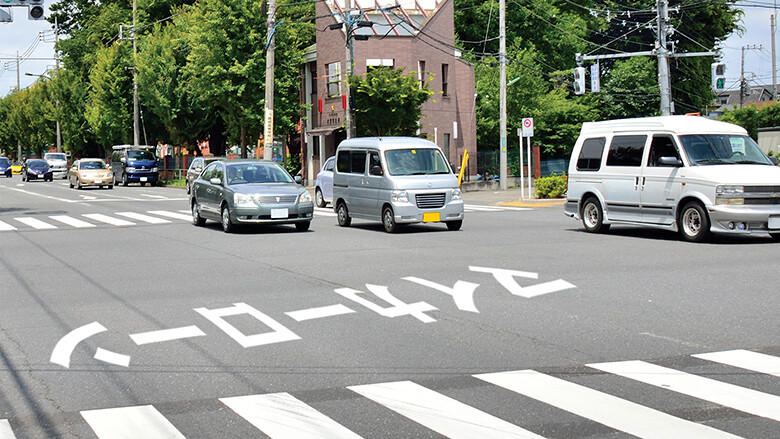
[233,193,255,207]
[451,188,462,201]
[392,190,409,203]
[299,190,312,203]
[127,167,136,172]
[151,167,158,173]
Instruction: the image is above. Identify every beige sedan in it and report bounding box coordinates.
[69,159,114,189]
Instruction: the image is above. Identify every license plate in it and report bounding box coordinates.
[140,177,148,182]
[271,208,288,219]
[769,216,780,229]
[94,179,102,184]
[423,212,440,222]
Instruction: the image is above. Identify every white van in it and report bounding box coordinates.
[564,116,780,242]
[332,137,464,232]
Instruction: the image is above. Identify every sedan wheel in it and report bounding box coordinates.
[69,178,74,189]
[295,221,311,232]
[315,188,326,208]
[221,205,234,233]
[192,201,206,226]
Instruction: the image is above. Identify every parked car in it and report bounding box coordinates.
[332,137,464,232]
[0,157,11,177]
[69,159,114,189]
[564,115,780,242]
[21,159,53,181]
[44,152,69,179]
[190,159,314,233]
[11,162,22,175]
[314,156,335,207]
[186,156,224,194]
[110,144,158,186]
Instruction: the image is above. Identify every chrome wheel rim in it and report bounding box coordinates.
[315,190,323,206]
[583,203,598,228]
[192,203,199,224]
[383,209,394,230]
[338,206,347,223]
[682,208,700,236]
[222,208,230,230]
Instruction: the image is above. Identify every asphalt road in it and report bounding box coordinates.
[1,176,778,438]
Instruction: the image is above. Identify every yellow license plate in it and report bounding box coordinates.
[423,212,440,222]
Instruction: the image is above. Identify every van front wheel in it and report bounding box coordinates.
[382,206,399,233]
[336,202,351,227]
[581,197,609,233]
[679,201,710,242]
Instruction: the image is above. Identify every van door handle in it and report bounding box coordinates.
[641,177,646,190]
[635,176,640,190]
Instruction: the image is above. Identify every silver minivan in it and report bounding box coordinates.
[332,137,464,232]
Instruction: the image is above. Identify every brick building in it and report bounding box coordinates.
[300,0,477,183]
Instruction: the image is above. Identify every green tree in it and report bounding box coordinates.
[86,43,133,151]
[348,67,434,136]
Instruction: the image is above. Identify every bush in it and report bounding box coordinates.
[534,174,567,198]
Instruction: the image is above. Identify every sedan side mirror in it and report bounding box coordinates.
[294,175,303,185]
[658,156,682,167]
[210,177,222,185]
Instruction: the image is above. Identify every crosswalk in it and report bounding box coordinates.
[1,348,777,438]
[0,204,527,232]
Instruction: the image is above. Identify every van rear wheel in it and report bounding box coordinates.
[679,201,710,242]
[581,197,609,233]
[336,202,351,227]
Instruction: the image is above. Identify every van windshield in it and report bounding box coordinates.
[384,148,451,176]
[679,134,772,165]
[45,153,67,161]
[127,150,156,161]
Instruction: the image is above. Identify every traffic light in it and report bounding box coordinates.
[711,62,726,92]
[28,0,44,20]
[573,67,586,95]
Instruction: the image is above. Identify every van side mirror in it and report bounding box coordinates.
[658,156,682,167]
[370,165,383,176]
[120,157,127,163]
[294,175,303,184]
[769,156,779,166]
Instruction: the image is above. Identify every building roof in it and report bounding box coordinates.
[326,0,442,37]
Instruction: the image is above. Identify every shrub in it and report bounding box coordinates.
[534,174,567,198]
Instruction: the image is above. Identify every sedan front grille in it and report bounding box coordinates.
[256,194,298,204]
[416,193,446,209]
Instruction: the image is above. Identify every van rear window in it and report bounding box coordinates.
[576,137,606,171]
[606,135,647,167]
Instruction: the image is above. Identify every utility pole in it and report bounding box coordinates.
[263,0,277,160]
[772,13,777,100]
[740,45,762,108]
[344,0,354,139]
[498,0,507,190]
[17,51,21,160]
[132,0,140,146]
[54,17,61,152]
[657,0,672,116]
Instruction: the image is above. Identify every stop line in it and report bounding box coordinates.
[4,348,777,438]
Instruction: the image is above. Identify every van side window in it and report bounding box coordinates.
[606,135,647,167]
[337,151,350,173]
[350,151,367,174]
[647,136,680,166]
[576,137,606,171]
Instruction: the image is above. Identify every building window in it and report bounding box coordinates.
[417,60,426,89]
[441,64,449,96]
[326,62,341,98]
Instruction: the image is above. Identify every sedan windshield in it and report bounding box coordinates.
[0,158,8,166]
[80,161,107,170]
[28,159,48,167]
[679,134,772,165]
[384,148,451,176]
[226,163,293,185]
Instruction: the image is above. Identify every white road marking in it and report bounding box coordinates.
[588,360,780,422]
[464,204,505,211]
[50,322,107,368]
[221,392,363,439]
[116,212,171,224]
[130,326,206,345]
[349,380,546,439]
[140,194,168,199]
[82,214,135,226]
[476,369,743,439]
[0,220,17,231]
[81,405,186,439]
[0,419,17,439]
[285,304,355,321]
[693,349,780,378]
[48,215,96,228]
[93,348,130,368]
[147,210,192,221]
[314,207,337,217]
[14,217,57,230]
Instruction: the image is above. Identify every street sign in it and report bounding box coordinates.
[521,117,533,137]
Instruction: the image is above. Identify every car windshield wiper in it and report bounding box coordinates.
[734,160,769,165]
[694,159,729,165]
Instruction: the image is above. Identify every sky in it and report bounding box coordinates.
[0,1,777,98]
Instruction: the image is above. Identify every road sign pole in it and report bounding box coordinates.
[517,129,524,200]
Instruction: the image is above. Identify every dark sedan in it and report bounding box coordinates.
[190,160,314,233]
[0,157,11,177]
[22,159,54,182]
